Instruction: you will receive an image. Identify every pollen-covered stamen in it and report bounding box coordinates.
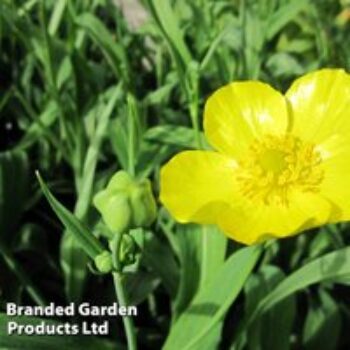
[237,135,324,205]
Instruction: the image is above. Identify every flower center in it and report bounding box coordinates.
[259,149,287,173]
[237,135,324,205]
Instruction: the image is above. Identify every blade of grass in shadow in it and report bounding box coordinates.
[0,150,46,305]
[0,243,47,306]
[254,246,350,318]
[75,12,131,88]
[234,246,350,348]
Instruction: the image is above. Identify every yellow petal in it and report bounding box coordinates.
[287,69,350,222]
[286,69,350,144]
[317,136,350,221]
[204,81,289,158]
[218,191,331,245]
[160,151,241,224]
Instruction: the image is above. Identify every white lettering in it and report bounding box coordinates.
[7,321,18,335]
[82,321,109,335]
[128,306,138,316]
[78,303,90,316]
[6,303,17,316]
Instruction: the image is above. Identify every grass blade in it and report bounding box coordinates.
[255,246,350,318]
[163,245,262,350]
[75,12,130,86]
[146,0,192,67]
[36,172,104,260]
[267,0,309,40]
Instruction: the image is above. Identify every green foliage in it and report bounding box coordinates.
[36,172,104,259]
[244,265,296,350]
[1,0,350,349]
[0,150,29,243]
[163,245,262,350]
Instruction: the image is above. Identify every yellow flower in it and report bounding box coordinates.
[160,69,350,245]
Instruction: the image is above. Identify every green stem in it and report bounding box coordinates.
[110,234,137,350]
[127,94,138,177]
[186,65,202,150]
[189,100,202,149]
[113,272,137,350]
[39,0,73,154]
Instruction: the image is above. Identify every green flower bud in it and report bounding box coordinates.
[119,234,138,266]
[107,170,133,191]
[94,251,113,274]
[94,190,131,234]
[93,171,157,235]
[130,179,157,227]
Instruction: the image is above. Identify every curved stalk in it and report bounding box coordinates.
[111,234,137,350]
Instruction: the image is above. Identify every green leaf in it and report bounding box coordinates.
[173,224,202,317]
[136,143,173,179]
[0,313,122,350]
[303,290,341,350]
[143,82,176,106]
[60,85,121,302]
[145,0,192,67]
[0,149,29,244]
[18,100,58,149]
[75,85,122,217]
[265,52,304,78]
[242,6,264,78]
[60,234,89,303]
[124,271,160,306]
[109,117,129,171]
[48,0,67,36]
[36,172,104,260]
[267,0,309,40]
[199,226,227,289]
[144,125,207,149]
[254,246,350,318]
[75,13,130,86]
[173,225,227,319]
[163,245,261,350]
[0,242,47,307]
[245,265,296,350]
[142,231,179,299]
[200,24,240,71]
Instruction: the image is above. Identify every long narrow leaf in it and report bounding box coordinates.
[75,13,130,86]
[255,247,350,318]
[146,0,192,66]
[164,245,262,350]
[36,172,104,259]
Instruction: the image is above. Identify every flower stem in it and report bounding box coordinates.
[127,94,138,177]
[189,99,202,150]
[186,65,203,150]
[113,272,137,350]
[111,233,137,350]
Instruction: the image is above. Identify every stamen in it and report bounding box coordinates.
[237,135,324,205]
